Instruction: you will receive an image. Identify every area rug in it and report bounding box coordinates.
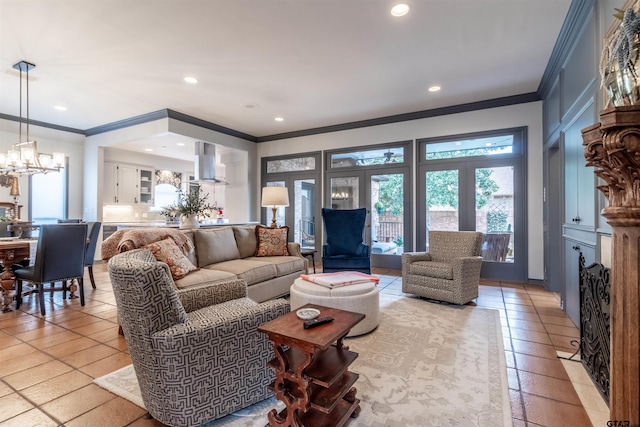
[94,295,511,426]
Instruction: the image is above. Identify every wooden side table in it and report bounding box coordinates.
[300,248,317,273]
[258,304,365,427]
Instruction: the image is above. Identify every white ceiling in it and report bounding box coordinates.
[0,0,572,146]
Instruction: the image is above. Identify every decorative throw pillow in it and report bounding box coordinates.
[145,237,199,280]
[255,225,290,257]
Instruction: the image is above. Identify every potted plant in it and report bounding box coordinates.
[374,201,384,214]
[161,184,215,229]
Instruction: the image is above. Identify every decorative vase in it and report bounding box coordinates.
[602,9,640,106]
[179,214,200,229]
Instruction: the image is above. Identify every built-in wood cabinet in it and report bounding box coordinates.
[564,238,595,326]
[104,162,154,205]
[563,102,596,230]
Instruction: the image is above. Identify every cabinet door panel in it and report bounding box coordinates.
[564,102,596,228]
[564,240,595,327]
[104,163,118,204]
[118,165,138,204]
[138,168,154,204]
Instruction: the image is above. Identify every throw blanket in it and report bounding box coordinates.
[300,271,379,288]
[101,228,194,260]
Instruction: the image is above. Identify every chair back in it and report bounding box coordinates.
[32,223,87,283]
[57,219,83,223]
[108,249,188,409]
[428,231,483,262]
[84,222,102,267]
[322,207,367,255]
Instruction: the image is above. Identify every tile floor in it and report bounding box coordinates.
[0,263,603,426]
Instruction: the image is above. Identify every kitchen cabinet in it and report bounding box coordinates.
[138,168,154,204]
[564,239,595,327]
[104,162,154,205]
[564,103,596,230]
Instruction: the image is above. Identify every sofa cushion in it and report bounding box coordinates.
[209,259,277,285]
[233,225,258,259]
[145,237,199,280]
[194,227,240,267]
[255,225,290,257]
[245,256,305,277]
[180,230,198,266]
[173,267,237,289]
[410,261,453,280]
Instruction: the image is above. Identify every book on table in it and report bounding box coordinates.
[300,271,379,288]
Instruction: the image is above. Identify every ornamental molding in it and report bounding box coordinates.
[582,106,640,225]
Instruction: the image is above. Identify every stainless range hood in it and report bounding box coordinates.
[194,141,228,184]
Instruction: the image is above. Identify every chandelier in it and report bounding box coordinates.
[0,61,65,176]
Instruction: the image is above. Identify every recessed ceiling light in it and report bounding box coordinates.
[176,142,185,146]
[184,76,198,84]
[428,85,441,92]
[391,3,410,17]
[145,148,154,152]
[54,105,67,111]
[274,117,284,122]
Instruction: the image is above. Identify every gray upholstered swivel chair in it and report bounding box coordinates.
[108,248,290,426]
[402,231,483,304]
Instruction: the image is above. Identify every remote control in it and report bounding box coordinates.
[303,317,334,329]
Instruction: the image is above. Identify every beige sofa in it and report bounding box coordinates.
[174,225,307,302]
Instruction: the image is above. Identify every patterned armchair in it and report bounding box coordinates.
[402,231,483,305]
[108,249,289,427]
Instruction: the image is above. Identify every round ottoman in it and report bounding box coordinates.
[290,277,379,337]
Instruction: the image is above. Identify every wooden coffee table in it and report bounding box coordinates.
[258,304,365,427]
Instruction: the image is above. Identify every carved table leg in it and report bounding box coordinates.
[266,342,313,427]
[1,274,14,312]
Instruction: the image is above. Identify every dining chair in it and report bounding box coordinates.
[85,221,101,289]
[57,219,83,223]
[14,223,87,315]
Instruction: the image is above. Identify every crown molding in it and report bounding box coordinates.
[256,93,541,142]
[0,112,85,135]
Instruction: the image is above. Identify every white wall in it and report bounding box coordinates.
[256,102,544,280]
[0,118,85,220]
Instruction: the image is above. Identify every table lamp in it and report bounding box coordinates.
[262,187,289,228]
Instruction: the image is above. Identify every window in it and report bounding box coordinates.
[31,168,67,224]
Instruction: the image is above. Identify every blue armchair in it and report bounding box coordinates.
[321,207,371,274]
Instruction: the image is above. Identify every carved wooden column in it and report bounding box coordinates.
[582,105,640,424]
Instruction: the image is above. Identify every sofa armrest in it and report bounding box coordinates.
[402,252,432,263]
[177,279,247,312]
[287,241,302,257]
[451,256,483,280]
[151,298,290,347]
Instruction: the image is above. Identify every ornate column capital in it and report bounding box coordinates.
[582,106,640,226]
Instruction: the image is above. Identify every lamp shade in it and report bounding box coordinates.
[261,186,289,207]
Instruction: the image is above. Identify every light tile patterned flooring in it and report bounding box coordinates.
[0,263,602,426]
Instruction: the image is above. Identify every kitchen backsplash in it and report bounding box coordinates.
[103,205,165,223]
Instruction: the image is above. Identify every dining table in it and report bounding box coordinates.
[0,238,37,312]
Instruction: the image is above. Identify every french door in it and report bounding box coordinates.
[417,128,527,281]
[325,166,411,269]
[261,152,322,252]
[418,158,526,281]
